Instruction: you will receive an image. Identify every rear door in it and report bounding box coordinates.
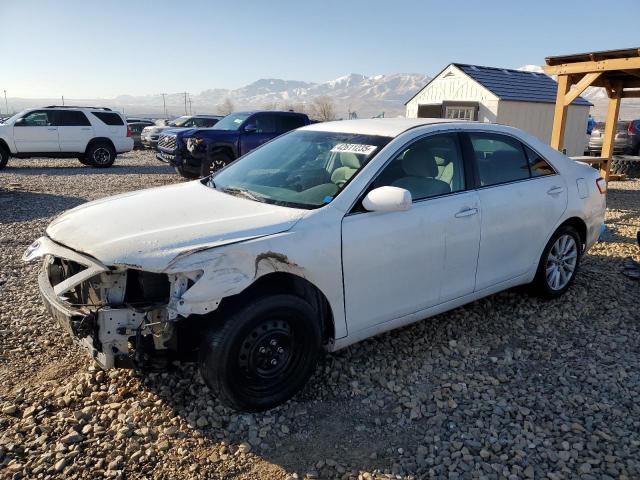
[55,110,94,152]
[13,110,59,152]
[464,131,568,290]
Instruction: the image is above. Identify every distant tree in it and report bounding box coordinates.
[261,101,278,110]
[217,98,235,115]
[310,95,336,121]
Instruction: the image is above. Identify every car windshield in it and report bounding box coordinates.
[168,116,191,127]
[210,130,392,209]
[212,112,252,131]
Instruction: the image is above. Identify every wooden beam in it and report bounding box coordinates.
[621,69,640,80]
[544,57,640,75]
[550,75,571,152]
[622,90,640,98]
[600,82,623,182]
[563,72,602,106]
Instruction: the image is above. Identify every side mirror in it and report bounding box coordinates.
[243,124,257,133]
[14,117,25,126]
[362,186,412,212]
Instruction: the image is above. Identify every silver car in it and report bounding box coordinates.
[588,120,640,156]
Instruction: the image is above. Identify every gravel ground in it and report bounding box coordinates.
[1,151,639,480]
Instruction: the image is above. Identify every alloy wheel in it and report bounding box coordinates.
[545,234,578,291]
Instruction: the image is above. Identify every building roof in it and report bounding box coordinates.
[453,63,592,106]
[302,118,457,137]
[406,63,592,107]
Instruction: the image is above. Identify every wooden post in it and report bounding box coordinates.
[550,74,571,152]
[600,81,623,181]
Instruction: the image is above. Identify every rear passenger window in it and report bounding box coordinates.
[91,112,124,126]
[524,145,555,177]
[469,133,529,186]
[278,115,306,133]
[56,111,91,126]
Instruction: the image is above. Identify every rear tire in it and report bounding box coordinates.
[86,142,116,168]
[530,225,582,299]
[199,294,322,412]
[0,146,9,170]
[77,156,93,166]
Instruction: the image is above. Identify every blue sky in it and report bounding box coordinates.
[1,0,638,98]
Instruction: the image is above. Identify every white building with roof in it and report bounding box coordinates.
[405,63,592,156]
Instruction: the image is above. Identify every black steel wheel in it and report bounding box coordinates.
[199,294,321,412]
[87,142,116,168]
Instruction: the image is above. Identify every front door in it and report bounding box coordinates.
[341,133,481,334]
[238,113,278,156]
[55,110,94,152]
[13,110,59,153]
[464,132,568,290]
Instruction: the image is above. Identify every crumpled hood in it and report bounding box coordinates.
[46,181,306,272]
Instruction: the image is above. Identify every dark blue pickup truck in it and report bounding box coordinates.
[156,111,311,178]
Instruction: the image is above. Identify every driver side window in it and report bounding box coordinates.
[21,111,54,127]
[372,133,465,201]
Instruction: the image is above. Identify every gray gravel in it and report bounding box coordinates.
[1,152,639,479]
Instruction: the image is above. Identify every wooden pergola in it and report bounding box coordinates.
[544,47,640,181]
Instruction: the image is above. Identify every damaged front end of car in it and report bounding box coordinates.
[23,236,205,370]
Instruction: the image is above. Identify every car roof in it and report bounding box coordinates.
[300,118,459,137]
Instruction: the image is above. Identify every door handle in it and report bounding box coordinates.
[547,186,564,195]
[47,127,57,131]
[81,127,91,130]
[454,207,478,218]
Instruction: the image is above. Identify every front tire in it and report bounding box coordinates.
[0,146,9,170]
[530,225,581,298]
[199,294,322,412]
[86,142,116,168]
[200,151,232,177]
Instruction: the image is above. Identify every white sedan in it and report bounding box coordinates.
[24,118,606,411]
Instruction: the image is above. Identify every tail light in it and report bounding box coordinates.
[126,126,132,137]
[596,177,607,194]
[628,121,637,134]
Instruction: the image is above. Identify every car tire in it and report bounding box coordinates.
[77,156,93,166]
[0,145,9,170]
[201,151,232,177]
[174,166,200,179]
[530,225,582,299]
[86,142,116,168]
[199,294,322,412]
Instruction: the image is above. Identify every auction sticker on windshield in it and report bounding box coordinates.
[330,143,378,155]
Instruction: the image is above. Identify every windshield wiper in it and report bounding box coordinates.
[220,187,266,203]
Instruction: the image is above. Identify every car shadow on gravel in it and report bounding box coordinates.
[0,190,86,223]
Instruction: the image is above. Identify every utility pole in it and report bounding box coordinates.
[183,92,188,115]
[61,95,65,106]
[161,93,167,118]
[3,90,7,115]
[188,96,193,115]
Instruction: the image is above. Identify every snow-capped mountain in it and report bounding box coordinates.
[5,73,431,119]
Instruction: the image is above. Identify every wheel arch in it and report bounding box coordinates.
[558,216,587,248]
[85,137,116,154]
[217,272,336,345]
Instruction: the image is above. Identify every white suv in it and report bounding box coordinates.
[0,106,134,169]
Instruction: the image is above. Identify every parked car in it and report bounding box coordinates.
[0,106,133,169]
[24,119,606,411]
[156,111,310,178]
[126,118,155,127]
[588,120,640,155]
[128,122,149,149]
[141,115,222,149]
